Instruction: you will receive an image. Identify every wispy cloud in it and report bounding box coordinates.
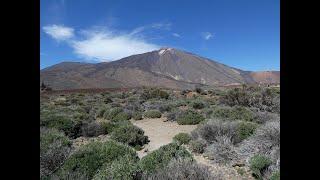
[201,32,214,40]
[43,24,74,41]
[151,22,171,30]
[43,24,160,61]
[172,33,181,38]
[71,28,160,61]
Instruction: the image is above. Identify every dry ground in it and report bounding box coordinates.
[132,117,254,180]
[131,117,197,158]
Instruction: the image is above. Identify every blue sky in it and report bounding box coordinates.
[40,0,279,71]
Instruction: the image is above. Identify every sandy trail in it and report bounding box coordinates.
[132,118,254,179]
[132,118,197,158]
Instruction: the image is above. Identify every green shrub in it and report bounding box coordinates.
[40,114,82,138]
[213,106,255,122]
[141,88,170,100]
[58,141,137,179]
[177,110,205,125]
[191,100,205,109]
[189,140,206,154]
[40,128,71,179]
[145,159,218,179]
[237,121,257,141]
[249,155,272,179]
[132,111,143,120]
[92,154,140,180]
[144,110,162,118]
[100,121,116,134]
[81,122,105,137]
[139,143,193,174]
[220,87,250,106]
[97,108,108,118]
[103,107,123,120]
[269,171,280,180]
[111,111,131,122]
[173,133,191,144]
[104,97,113,103]
[110,122,149,147]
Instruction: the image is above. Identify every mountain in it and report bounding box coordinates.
[249,71,280,84]
[40,48,279,90]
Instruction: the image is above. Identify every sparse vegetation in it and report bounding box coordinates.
[40,85,279,179]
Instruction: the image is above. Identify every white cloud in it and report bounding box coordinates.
[70,28,160,61]
[151,23,171,30]
[172,33,181,38]
[43,24,74,41]
[201,32,214,40]
[43,23,171,61]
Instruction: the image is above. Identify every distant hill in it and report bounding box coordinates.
[40,48,279,90]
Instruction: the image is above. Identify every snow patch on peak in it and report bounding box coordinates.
[158,48,174,55]
[159,49,166,55]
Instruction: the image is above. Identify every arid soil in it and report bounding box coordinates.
[131,118,197,158]
[132,118,255,179]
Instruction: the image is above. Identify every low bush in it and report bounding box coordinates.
[132,111,143,120]
[269,171,280,180]
[92,154,140,180]
[81,122,105,137]
[103,107,123,120]
[100,121,117,134]
[236,121,280,169]
[96,107,108,118]
[141,88,169,100]
[144,110,162,118]
[191,100,205,109]
[176,110,205,125]
[40,114,82,139]
[213,106,255,122]
[249,155,272,179]
[173,133,191,144]
[145,159,219,180]
[236,121,257,142]
[220,87,250,106]
[110,122,149,147]
[139,143,193,174]
[189,140,206,154]
[204,135,238,163]
[191,119,238,144]
[165,110,183,121]
[58,141,137,179]
[111,111,131,122]
[40,128,71,179]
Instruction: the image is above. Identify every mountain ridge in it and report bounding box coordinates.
[41,48,279,90]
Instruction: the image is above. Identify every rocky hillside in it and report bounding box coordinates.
[40,48,279,90]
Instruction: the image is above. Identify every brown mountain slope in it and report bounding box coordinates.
[250,71,280,84]
[40,48,279,90]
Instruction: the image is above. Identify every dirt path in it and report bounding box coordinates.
[132,118,254,179]
[131,118,197,158]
